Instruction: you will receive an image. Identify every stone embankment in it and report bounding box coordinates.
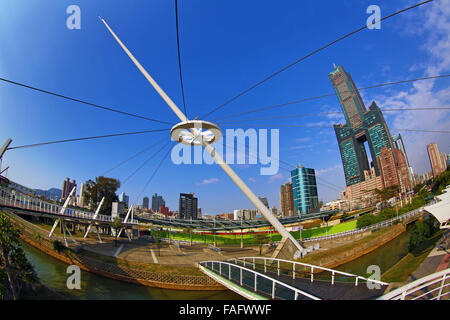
[7,212,225,291]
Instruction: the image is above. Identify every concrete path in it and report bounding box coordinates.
[408,230,449,282]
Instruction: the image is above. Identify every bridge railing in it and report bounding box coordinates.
[0,186,137,224]
[379,268,450,300]
[231,257,389,287]
[297,206,427,243]
[199,260,320,300]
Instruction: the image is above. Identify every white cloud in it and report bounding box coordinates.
[268,173,283,183]
[373,0,450,175]
[316,164,342,177]
[197,178,219,186]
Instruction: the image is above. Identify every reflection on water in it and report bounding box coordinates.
[21,226,413,300]
[21,242,242,300]
[335,226,412,276]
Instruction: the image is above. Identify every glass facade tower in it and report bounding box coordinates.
[291,165,319,215]
[330,65,395,187]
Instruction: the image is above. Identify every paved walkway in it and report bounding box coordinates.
[408,230,449,282]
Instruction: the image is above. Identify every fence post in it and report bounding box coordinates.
[332,271,335,285]
[311,267,314,282]
[437,274,447,300]
[277,260,280,276]
[293,263,295,280]
[229,265,231,280]
[254,273,257,292]
[240,268,243,286]
[264,259,267,273]
[272,281,275,299]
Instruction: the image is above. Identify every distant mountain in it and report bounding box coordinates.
[34,188,62,198]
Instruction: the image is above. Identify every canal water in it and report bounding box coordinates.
[21,226,413,299]
[21,242,243,300]
[335,226,412,277]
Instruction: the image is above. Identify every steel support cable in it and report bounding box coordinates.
[216,107,450,124]
[101,136,169,176]
[201,0,434,119]
[220,124,450,134]
[0,77,175,125]
[212,74,450,121]
[223,141,343,192]
[175,0,188,118]
[226,138,344,190]
[121,140,171,185]
[131,143,173,207]
[7,128,170,150]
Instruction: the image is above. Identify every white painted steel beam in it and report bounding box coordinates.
[49,186,76,238]
[100,18,303,255]
[84,197,105,238]
[0,138,12,159]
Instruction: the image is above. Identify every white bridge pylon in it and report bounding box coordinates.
[99,17,304,257]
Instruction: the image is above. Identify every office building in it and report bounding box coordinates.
[427,143,446,178]
[151,193,165,213]
[119,192,129,207]
[61,178,76,201]
[291,165,319,215]
[78,183,86,207]
[258,197,269,208]
[330,65,412,200]
[179,193,198,220]
[280,182,295,217]
[143,196,149,209]
[392,134,415,186]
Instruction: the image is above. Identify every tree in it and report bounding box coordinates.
[84,176,120,216]
[110,217,123,247]
[254,233,269,255]
[0,213,38,300]
[373,185,400,203]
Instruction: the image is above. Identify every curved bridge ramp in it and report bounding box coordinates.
[199,257,389,300]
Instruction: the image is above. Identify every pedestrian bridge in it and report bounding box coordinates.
[199,257,449,300]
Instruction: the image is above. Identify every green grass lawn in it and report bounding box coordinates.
[381,230,445,283]
[158,219,359,245]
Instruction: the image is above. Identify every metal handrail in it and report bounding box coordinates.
[379,268,450,300]
[199,260,320,300]
[232,257,388,286]
[0,186,134,224]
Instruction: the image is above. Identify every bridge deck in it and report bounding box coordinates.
[265,270,387,300]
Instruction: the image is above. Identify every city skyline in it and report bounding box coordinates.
[0,1,449,214]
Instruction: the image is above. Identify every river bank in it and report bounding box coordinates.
[20,241,242,300]
[5,211,226,291]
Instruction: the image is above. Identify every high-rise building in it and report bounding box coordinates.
[78,182,86,207]
[291,165,319,215]
[392,134,415,186]
[143,196,149,209]
[258,197,269,208]
[330,65,395,187]
[280,182,295,217]
[441,152,448,171]
[61,178,76,201]
[330,65,412,200]
[119,191,129,207]
[179,193,198,220]
[427,143,446,178]
[151,193,165,213]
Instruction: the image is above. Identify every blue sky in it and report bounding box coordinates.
[0,0,449,214]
